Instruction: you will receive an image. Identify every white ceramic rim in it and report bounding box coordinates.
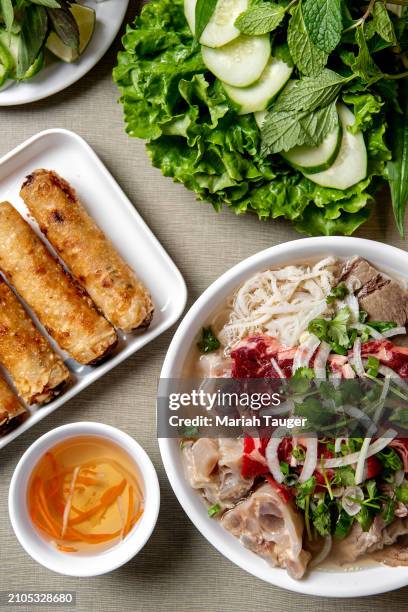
[158,236,408,597]
[9,422,160,577]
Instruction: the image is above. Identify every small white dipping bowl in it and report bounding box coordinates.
[159,236,408,597]
[9,422,160,577]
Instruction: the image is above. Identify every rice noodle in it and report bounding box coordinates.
[217,258,337,349]
[271,357,286,379]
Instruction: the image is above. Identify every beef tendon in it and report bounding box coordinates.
[21,170,154,332]
[0,278,70,405]
[0,203,117,365]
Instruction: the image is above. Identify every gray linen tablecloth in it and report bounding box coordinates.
[0,2,407,610]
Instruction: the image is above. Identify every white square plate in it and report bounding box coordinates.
[0,129,187,449]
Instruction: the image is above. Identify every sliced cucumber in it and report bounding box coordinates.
[304,104,368,190]
[202,35,270,87]
[222,57,292,115]
[184,0,248,47]
[282,124,342,174]
[254,110,267,129]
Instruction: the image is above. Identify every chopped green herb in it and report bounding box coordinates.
[396,486,408,503]
[359,310,369,323]
[356,505,373,532]
[382,497,395,526]
[334,509,354,540]
[377,448,403,472]
[308,307,352,355]
[292,446,306,462]
[208,503,221,517]
[312,501,331,537]
[326,282,349,304]
[367,356,380,377]
[197,327,220,354]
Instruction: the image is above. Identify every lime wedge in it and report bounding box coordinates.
[46,4,96,63]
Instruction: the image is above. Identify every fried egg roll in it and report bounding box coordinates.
[0,278,70,405]
[0,203,117,365]
[20,170,154,332]
[0,374,27,433]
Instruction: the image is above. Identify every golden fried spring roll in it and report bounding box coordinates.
[0,374,27,433]
[0,278,70,405]
[20,170,154,332]
[0,203,117,365]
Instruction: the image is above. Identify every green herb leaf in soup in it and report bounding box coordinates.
[198,327,221,354]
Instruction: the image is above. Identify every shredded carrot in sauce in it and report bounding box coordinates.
[27,436,144,553]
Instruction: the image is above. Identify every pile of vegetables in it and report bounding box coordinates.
[0,0,93,86]
[114,0,408,236]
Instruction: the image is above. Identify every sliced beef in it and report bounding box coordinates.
[372,534,408,567]
[340,257,408,326]
[332,516,408,564]
[340,256,380,289]
[221,482,311,579]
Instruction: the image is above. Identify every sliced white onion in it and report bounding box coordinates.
[323,429,398,468]
[395,470,405,487]
[355,437,372,485]
[378,365,408,391]
[352,323,383,340]
[314,341,331,380]
[299,437,318,483]
[329,371,342,387]
[292,334,321,374]
[341,405,375,433]
[351,337,365,377]
[309,535,333,569]
[382,326,406,338]
[342,485,364,516]
[265,434,286,483]
[271,357,286,379]
[346,294,360,323]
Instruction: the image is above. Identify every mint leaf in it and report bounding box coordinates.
[303,0,343,54]
[235,3,286,35]
[369,1,397,44]
[273,69,348,113]
[287,1,328,77]
[352,27,383,83]
[195,0,218,41]
[261,100,338,155]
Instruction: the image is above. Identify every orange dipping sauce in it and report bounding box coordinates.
[27,436,144,554]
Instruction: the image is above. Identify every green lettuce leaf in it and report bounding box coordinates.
[113,0,391,236]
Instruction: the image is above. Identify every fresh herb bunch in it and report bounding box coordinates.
[114,0,408,236]
[0,0,79,78]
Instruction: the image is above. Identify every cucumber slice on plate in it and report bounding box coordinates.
[184,0,248,47]
[202,35,270,87]
[223,57,293,115]
[282,123,342,174]
[304,104,368,189]
[47,4,95,63]
[254,110,267,129]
